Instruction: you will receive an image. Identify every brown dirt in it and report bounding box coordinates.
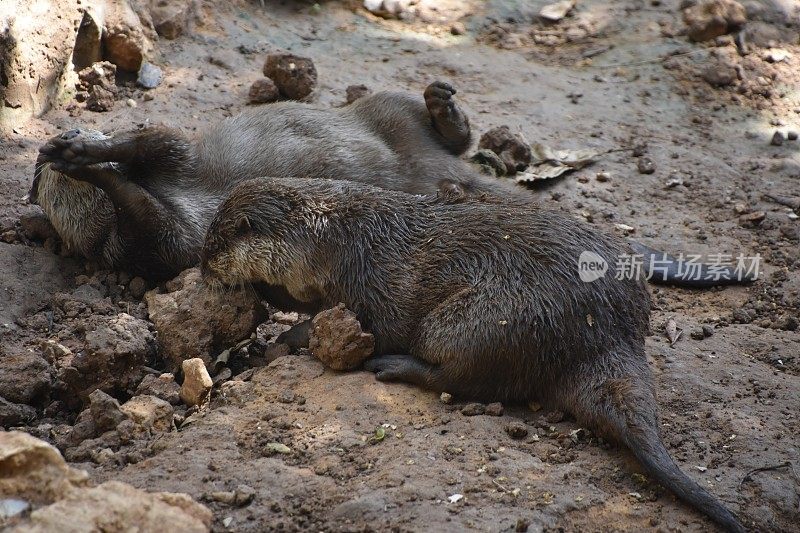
[1,0,799,531]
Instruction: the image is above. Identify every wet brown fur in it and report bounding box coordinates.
[201,177,746,533]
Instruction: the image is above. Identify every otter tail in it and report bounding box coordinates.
[571,361,746,533]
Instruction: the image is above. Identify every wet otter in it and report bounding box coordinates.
[33,81,501,279]
[201,177,745,533]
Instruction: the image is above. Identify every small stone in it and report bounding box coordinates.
[470,149,507,176]
[683,0,746,42]
[787,131,798,141]
[595,171,611,182]
[546,410,565,423]
[460,403,485,416]
[702,325,715,337]
[137,62,163,89]
[701,61,738,87]
[19,212,58,241]
[505,421,529,439]
[126,98,136,107]
[127,276,147,299]
[262,53,317,100]
[248,78,280,104]
[771,131,785,146]
[450,22,466,35]
[515,517,531,532]
[485,402,504,416]
[234,485,256,506]
[180,358,213,407]
[345,84,371,104]
[0,396,36,426]
[690,328,706,340]
[637,157,656,174]
[440,392,453,404]
[136,373,181,405]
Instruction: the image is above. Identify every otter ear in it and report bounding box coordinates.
[234,215,251,235]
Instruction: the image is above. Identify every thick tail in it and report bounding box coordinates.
[571,364,746,532]
[629,241,757,288]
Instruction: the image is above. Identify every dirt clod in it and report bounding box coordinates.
[345,84,371,104]
[145,268,265,369]
[485,402,504,416]
[248,78,280,104]
[461,403,486,416]
[309,304,375,370]
[505,422,529,439]
[478,126,531,175]
[263,53,317,100]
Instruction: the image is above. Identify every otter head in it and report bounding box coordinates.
[31,129,115,260]
[202,179,321,300]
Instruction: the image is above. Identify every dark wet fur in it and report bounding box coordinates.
[202,178,746,533]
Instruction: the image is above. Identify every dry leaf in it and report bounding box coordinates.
[515,143,599,183]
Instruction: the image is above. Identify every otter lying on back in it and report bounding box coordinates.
[33,82,500,279]
[201,177,745,533]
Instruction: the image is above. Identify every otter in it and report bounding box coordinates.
[32,82,504,279]
[201,177,745,533]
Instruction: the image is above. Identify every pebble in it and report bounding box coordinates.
[126,98,136,107]
[262,53,317,100]
[137,62,163,89]
[637,157,656,174]
[788,131,798,141]
[690,328,706,340]
[450,22,466,35]
[595,171,610,182]
[771,131,785,146]
[440,392,453,404]
[248,78,280,104]
[345,84,371,104]
[180,358,213,407]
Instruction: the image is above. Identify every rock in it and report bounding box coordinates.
[770,131,785,146]
[88,390,127,433]
[137,62,163,89]
[136,373,181,405]
[683,0,747,42]
[180,358,213,407]
[145,268,265,369]
[0,347,52,405]
[77,61,117,93]
[702,60,738,87]
[103,1,154,72]
[363,0,413,19]
[211,485,255,507]
[450,22,467,35]
[0,243,80,326]
[12,481,212,533]
[505,421,529,439]
[702,325,715,337]
[478,126,531,175]
[0,431,89,505]
[120,395,174,432]
[637,157,656,174]
[57,313,156,404]
[72,9,104,70]
[345,84,371,104]
[763,48,791,63]
[0,396,36,427]
[0,0,81,130]
[539,0,576,22]
[308,304,375,370]
[485,402,504,416]
[18,212,58,242]
[690,328,706,340]
[788,131,799,141]
[440,392,453,404]
[85,85,116,112]
[461,403,485,416]
[248,78,280,104]
[149,0,197,39]
[262,53,317,100]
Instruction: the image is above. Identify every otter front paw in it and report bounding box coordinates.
[424,81,471,149]
[38,129,108,170]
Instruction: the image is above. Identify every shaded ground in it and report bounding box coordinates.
[1,0,799,531]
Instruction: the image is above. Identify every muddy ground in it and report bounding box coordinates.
[1,0,799,531]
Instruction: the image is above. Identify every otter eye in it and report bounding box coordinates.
[234,215,251,236]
